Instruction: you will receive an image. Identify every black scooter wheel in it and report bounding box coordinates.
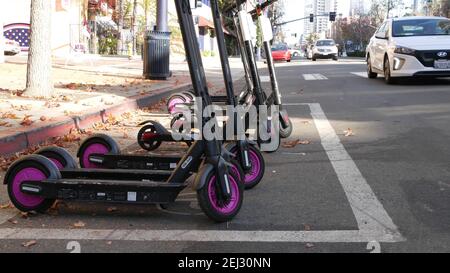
[279,117,293,139]
[230,159,245,185]
[137,124,162,151]
[182,91,195,102]
[35,146,78,170]
[197,166,244,222]
[166,93,188,114]
[78,135,119,168]
[228,145,265,190]
[5,155,59,213]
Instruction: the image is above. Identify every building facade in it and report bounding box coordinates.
[2,0,86,56]
[304,0,338,39]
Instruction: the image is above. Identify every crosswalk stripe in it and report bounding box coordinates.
[303,74,328,80]
[350,72,368,78]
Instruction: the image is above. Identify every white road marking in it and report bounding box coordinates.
[260,76,271,82]
[351,72,368,78]
[0,103,404,243]
[0,228,401,243]
[286,103,404,241]
[303,74,328,80]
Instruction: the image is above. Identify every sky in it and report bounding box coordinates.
[281,0,414,37]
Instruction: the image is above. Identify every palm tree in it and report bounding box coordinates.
[24,0,53,97]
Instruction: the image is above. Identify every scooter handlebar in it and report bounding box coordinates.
[249,0,278,16]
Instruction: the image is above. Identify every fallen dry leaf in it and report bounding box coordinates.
[73,221,86,228]
[305,243,314,248]
[44,101,61,108]
[282,139,311,148]
[344,128,355,137]
[0,203,13,209]
[107,207,118,212]
[20,211,36,219]
[61,95,73,102]
[65,83,78,90]
[20,115,34,126]
[22,240,37,248]
[11,104,32,111]
[0,121,9,127]
[8,219,18,225]
[40,116,47,121]
[1,112,19,119]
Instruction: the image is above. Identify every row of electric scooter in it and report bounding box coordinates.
[3,0,292,223]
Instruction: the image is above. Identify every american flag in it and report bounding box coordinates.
[3,23,31,52]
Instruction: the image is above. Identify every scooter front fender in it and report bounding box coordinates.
[138,120,170,135]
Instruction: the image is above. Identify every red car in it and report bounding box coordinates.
[271,44,291,62]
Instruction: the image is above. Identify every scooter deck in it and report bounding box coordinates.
[60,168,173,181]
[90,153,183,171]
[21,179,187,204]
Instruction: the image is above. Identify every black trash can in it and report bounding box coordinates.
[143,30,172,80]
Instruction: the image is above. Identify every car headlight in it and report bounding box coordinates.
[394,46,416,56]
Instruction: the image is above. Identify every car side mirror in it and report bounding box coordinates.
[375,33,388,40]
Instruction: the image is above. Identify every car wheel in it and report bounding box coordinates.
[367,56,378,79]
[384,57,396,84]
[312,58,316,61]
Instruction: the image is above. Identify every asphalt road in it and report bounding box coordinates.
[1,57,450,253]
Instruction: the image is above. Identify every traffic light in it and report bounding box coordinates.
[190,0,202,9]
[329,12,336,22]
[309,14,314,23]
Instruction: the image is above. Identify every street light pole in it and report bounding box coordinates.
[156,0,169,32]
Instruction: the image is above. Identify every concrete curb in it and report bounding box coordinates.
[0,82,192,156]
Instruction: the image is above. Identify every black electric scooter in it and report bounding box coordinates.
[138,0,283,154]
[165,0,293,139]
[3,0,244,223]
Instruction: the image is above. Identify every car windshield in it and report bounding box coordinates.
[392,19,450,37]
[316,40,335,46]
[272,44,288,51]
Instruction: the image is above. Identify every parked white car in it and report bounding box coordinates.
[366,16,450,84]
[3,38,21,55]
[311,39,338,61]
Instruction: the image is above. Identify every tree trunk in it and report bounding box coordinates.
[132,0,138,55]
[24,0,53,98]
[117,0,124,55]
